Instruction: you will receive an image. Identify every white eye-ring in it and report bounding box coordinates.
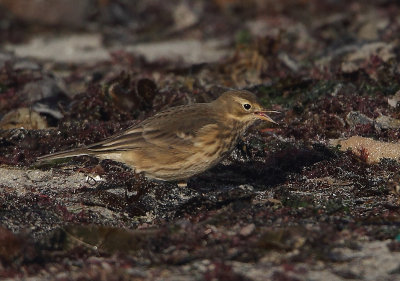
[243,103,252,110]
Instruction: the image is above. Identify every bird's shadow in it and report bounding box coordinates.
[189,144,336,191]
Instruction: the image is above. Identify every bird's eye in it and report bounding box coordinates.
[243,103,252,110]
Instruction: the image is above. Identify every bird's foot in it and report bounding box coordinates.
[177,181,188,188]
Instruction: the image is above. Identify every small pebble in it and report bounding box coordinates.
[240,223,255,237]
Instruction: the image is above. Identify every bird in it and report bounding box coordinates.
[37,90,277,182]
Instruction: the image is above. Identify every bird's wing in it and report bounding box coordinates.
[87,104,219,153]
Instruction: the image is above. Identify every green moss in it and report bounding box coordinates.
[324,199,350,215]
[256,79,336,108]
[0,83,7,93]
[235,29,252,45]
[282,195,311,208]
[360,81,400,96]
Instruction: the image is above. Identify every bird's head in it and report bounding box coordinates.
[214,90,278,125]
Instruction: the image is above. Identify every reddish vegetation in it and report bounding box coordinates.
[1,0,400,280]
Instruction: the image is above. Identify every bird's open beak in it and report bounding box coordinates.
[254,110,279,124]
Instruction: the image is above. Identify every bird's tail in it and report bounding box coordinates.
[36,147,90,162]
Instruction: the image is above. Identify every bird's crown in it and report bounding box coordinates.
[214,90,277,124]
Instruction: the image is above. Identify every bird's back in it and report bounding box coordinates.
[90,103,229,180]
[38,103,230,181]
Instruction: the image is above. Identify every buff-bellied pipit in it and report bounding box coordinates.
[38,90,277,181]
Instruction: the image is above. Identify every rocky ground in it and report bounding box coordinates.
[1,0,400,280]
